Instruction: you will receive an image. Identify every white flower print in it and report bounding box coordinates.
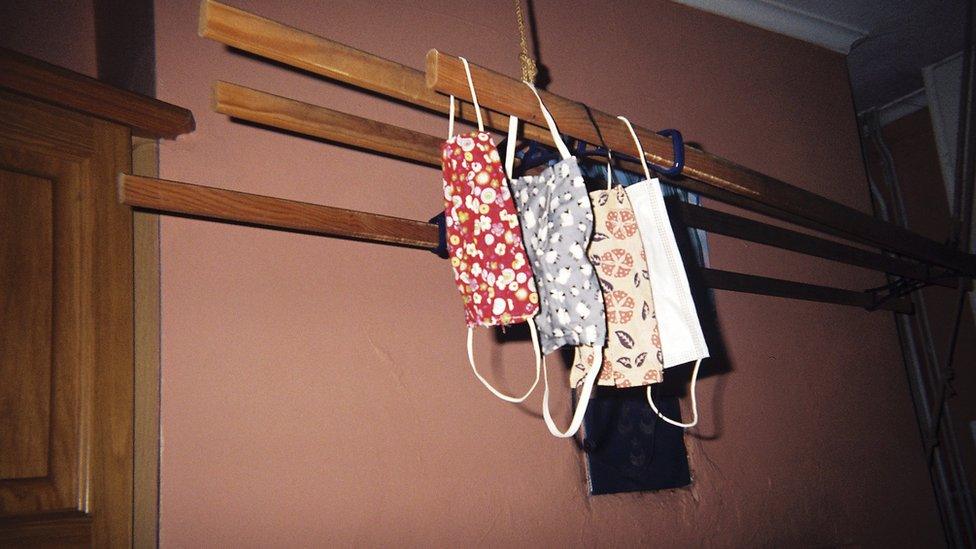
[556,308,571,325]
[556,267,572,285]
[481,187,496,204]
[569,242,584,260]
[474,215,491,233]
[457,136,475,151]
[575,302,591,319]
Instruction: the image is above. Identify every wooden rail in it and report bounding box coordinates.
[211,80,955,288]
[195,0,976,278]
[213,81,443,166]
[673,203,956,288]
[119,175,913,313]
[701,269,913,314]
[118,174,439,249]
[198,0,554,146]
[425,50,976,277]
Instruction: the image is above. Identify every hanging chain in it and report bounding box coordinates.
[515,0,537,84]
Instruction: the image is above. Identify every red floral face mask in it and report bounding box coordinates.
[442,132,538,327]
[441,57,541,404]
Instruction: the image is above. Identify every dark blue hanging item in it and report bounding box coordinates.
[582,387,691,495]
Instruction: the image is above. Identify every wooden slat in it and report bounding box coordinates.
[426,50,976,277]
[675,202,957,288]
[198,0,558,152]
[119,176,913,314]
[700,268,914,314]
[0,47,194,139]
[212,81,443,166]
[210,81,961,290]
[196,0,976,277]
[118,174,439,249]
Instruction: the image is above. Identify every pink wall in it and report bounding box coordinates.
[0,1,97,77]
[153,0,942,545]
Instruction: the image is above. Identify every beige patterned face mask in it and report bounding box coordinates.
[571,168,664,389]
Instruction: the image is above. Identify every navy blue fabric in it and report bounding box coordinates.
[582,387,691,494]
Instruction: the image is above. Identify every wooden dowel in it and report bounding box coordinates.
[117,176,912,313]
[700,268,914,314]
[676,203,957,288]
[426,50,976,277]
[213,81,444,167]
[209,81,958,288]
[118,174,439,249]
[197,0,968,278]
[198,1,561,154]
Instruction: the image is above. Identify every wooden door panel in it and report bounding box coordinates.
[0,169,54,481]
[0,149,87,518]
[0,89,133,546]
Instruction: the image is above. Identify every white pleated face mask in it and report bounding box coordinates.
[619,116,709,428]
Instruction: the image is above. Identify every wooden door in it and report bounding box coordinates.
[0,89,134,547]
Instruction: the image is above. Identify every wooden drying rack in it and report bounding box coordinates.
[118,0,976,315]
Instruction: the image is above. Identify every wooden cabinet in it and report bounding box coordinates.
[0,49,192,547]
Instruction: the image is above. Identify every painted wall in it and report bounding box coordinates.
[153,0,943,545]
[0,0,97,76]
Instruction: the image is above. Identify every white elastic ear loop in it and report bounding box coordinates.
[448,95,456,139]
[541,344,602,438]
[458,57,485,132]
[617,116,653,181]
[606,150,614,190]
[523,82,572,160]
[646,358,702,428]
[505,114,519,179]
[466,322,542,403]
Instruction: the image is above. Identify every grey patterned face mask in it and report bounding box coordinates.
[509,158,604,354]
[505,83,606,438]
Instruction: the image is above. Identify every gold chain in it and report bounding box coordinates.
[515,0,537,84]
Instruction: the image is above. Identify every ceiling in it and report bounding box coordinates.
[672,0,968,113]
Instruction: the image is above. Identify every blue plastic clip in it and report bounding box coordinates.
[653,129,684,176]
[428,212,449,259]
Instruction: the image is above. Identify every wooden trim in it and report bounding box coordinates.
[212,81,443,167]
[0,511,92,547]
[89,119,136,546]
[675,202,958,288]
[0,47,194,139]
[118,174,441,249]
[425,50,976,277]
[131,138,160,549]
[700,268,914,314]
